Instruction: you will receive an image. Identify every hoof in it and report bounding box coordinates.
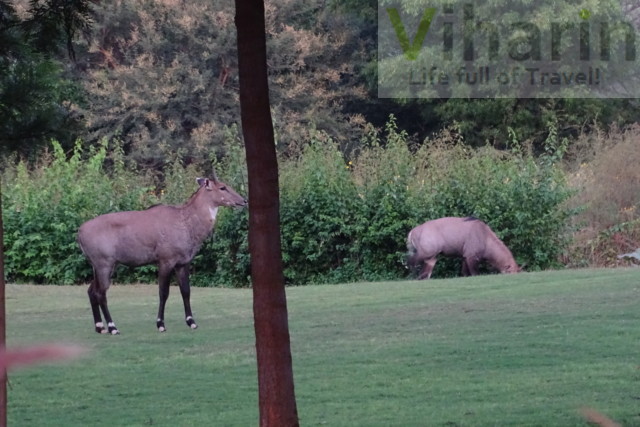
[186,316,197,329]
[108,322,119,335]
[95,322,107,334]
[158,326,166,332]
[157,319,166,332]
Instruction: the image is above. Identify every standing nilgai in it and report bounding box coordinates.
[407,216,520,279]
[77,177,246,334]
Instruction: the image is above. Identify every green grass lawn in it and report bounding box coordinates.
[6,268,640,426]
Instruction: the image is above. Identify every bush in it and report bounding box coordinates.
[271,117,573,283]
[193,130,250,287]
[2,139,157,284]
[360,120,573,279]
[564,125,640,267]
[349,120,422,280]
[279,133,361,284]
[2,118,575,286]
[408,127,573,273]
[211,117,570,284]
[2,136,251,286]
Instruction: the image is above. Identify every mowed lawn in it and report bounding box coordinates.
[6,268,640,426]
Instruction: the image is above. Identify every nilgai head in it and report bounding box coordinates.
[196,177,247,208]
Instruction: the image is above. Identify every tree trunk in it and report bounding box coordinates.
[234,2,299,426]
[0,179,6,427]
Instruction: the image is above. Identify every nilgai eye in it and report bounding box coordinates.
[220,186,227,191]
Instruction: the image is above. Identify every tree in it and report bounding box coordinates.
[0,0,87,158]
[0,178,5,426]
[235,0,299,425]
[75,0,370,168]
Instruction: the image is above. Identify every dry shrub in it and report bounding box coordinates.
[565,125,640,267]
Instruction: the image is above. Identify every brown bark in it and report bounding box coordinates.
[234,1,299,426]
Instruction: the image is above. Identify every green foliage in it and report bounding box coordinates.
[432,98,636,151]
[0,0,87,158]
[3,0,638,172]
[2,115,573,286]
[349,119,418,280]
[271,116,574,284]
[23,0,93,60]
[2,136,255,286]
[280,133,361,284]
[412,127,573,275]
[2,139,156,284]
[1,135,251,286]
[192,128,250,287]
[373,0,638,149]
[77,0,369,167]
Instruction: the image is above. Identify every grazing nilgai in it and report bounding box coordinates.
[407,217,519,280]
[77,177,247,334]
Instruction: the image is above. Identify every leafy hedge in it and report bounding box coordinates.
[178,118,573,285]
[3,140,155,284]
[2,118,573,286]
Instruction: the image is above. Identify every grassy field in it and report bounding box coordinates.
[6,268,640,426]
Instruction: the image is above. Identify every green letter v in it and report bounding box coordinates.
[386,7,437,61]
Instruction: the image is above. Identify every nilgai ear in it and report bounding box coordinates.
[196,177,206,187]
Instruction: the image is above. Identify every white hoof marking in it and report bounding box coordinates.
[190,323,198,329]
[159,326,166,332]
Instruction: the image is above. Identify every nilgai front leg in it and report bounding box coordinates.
[175,264,197,329]
[418,258,437,280]
[156,264,173,332]
[462,257,479,276]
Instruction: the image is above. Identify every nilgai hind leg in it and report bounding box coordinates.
[87,265,119,335]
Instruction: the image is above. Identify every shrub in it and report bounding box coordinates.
[2,135,251,286]
[194,129,250,287]
[2,139,157,284]
[2,117,575,286]
[407,126,573,275]
[272,117,573,283]
[349,119,422,280]
[279,133,361,284]
[564,125,640,267]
